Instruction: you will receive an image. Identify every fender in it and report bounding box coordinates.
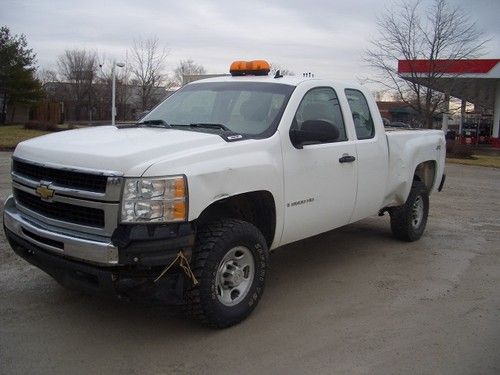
[141,134,285,249]
[384,130,445,206]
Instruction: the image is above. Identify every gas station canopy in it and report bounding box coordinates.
[398,59,500,140]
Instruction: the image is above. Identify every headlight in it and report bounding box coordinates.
[120,176,187,223]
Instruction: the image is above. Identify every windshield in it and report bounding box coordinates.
[141,82,295,136]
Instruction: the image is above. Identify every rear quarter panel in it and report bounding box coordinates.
[383,129,445,207]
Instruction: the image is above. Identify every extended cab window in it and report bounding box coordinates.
[345,89,375,140]
[292,87,347,142]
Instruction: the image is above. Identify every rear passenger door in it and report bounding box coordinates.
[344,88,389,222]
[280,87,358,245]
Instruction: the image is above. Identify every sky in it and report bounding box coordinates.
[1,0,499,87]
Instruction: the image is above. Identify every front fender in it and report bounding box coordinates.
[142,135,285,248]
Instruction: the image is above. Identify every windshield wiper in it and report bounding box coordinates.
[138,119,171,128]
[188,123,230,131]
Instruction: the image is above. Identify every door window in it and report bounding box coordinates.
[293,87,347,142]
[345,89,375,140]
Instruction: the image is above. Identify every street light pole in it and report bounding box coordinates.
[111,63,116,126]
[111,61,125,126]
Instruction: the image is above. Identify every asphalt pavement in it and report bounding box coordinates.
[1,151,499,374]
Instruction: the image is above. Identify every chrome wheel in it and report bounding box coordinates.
[411,195,424,229]
[216,246,255,307]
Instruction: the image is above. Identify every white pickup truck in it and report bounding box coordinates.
[3,61,445,327]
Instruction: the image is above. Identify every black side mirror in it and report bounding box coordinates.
[290,119,340,149]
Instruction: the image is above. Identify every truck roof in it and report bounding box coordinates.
[186,74,364,91]
[187,74,323,87]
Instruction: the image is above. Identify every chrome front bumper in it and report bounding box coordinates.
[3,196,119,266]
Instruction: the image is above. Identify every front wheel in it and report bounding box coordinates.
[185,219,268,328]
[390,180,429,242]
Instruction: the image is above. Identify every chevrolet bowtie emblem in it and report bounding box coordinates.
[35,184,55,200]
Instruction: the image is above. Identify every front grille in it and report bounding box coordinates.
[14,189,105,228]
[13,159,108,192]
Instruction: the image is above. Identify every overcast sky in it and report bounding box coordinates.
[1,0,499,85]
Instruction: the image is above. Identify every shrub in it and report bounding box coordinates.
[445,139,455,154]
[448,144,475,159]
[24,121,59,131]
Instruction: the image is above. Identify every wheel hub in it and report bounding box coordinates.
[216,246,255,306]
[220,261,245,287]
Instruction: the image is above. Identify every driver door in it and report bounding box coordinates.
[280,87,358,245]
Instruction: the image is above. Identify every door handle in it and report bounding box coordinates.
[339,154,356,163]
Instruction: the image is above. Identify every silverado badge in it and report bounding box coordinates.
[35,184,55,201]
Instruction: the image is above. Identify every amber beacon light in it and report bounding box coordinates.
[230,60,270,76]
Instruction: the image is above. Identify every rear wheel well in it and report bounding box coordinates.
[195,191,276,247]
[414,161,436,192]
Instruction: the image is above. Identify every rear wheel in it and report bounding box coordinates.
[390,180,429,242]
[185,219,268,328]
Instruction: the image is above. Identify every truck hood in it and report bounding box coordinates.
[14,126,225,176]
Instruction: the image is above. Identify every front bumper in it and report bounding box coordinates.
[5,228,186,303]
[3,195,196,301]
[4,196,119,265]
[6,228,117,295]
[4,195,196,267]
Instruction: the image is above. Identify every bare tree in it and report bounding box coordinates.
[269,63,295,76]
[129,36,169,111]
[173,59,206,86]
[57,49,99,121]
[36,68,58,86]
[364,0,488,128]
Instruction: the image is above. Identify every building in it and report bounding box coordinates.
[398,59,500,147]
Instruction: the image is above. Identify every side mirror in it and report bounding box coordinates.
[290,119,340,149]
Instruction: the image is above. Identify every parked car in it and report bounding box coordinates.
[4,60,446,328]
[445,129,457,140]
